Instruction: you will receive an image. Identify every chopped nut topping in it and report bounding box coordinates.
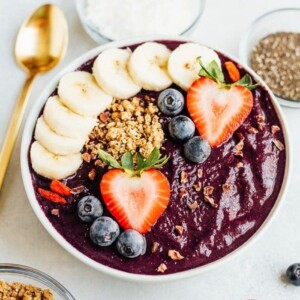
[180,171,188,183]
[0,280,54,299]
[187,201,199,211]
[88,168,97,180]
[233,150,243,157]
[179,189,188,198]
[247,126,258,134]
[151,242,160,253]
[236,162,244,168]
[175,225,184,235]
[85,97,164,160]
[197,168,203,178]
[82,152,91,163]
[234,139,244,151]
[257,124,265,131]
[168,250,184,260]
[51,209,60,216]
[273,139,285,151]
[71,185,85,195]
[255,115,265,123]
[271,125,281,134]
[156,263,167,273]
[95,159,105,167]
[204,195,218,208]
[237,132,244,141]
[193,182,202,192]
[222,183,231,192]
[203,186,214,196]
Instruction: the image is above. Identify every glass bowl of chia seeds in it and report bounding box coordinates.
[239,8,300,108]
[75,0,206,43]
[0,264,75,300]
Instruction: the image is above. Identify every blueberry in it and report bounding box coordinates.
[78,195,103,223]
[183,136,211,163]
[286,263,300,286]
[90,217,120,247]
[116,230,146,258]
[168,115,195,142]
[158,88,184,116]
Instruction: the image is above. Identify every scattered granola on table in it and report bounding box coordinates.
[0,281,54,300]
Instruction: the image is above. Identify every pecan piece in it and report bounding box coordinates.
[273,139,285,151]
[151,242,160,253]
[168,250,184,260]
[271,125,280,134]
[88,168,97,180]
[180,171,188,183]
[204,195,218,208]
[175,225,184,236]
[187,201,199,211]
[157,263,167,273]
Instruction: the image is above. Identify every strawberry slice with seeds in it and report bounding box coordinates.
[187,59,257,147]
[98,148,170,234]
[100,169,170,234]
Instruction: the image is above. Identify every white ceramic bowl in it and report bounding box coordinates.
[21,36,291,282]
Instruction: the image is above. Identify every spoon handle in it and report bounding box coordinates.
[0,75,35,189]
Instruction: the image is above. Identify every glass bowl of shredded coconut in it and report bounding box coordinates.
[76,0,206,43]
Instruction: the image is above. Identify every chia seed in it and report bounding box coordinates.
[250,32,300,101]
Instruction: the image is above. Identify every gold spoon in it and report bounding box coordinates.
[0,4,68,189]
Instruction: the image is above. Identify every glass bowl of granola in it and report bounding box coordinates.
[0,264,75,300]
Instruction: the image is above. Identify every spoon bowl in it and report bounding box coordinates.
[15,4,68,74]
[0,4,68,189]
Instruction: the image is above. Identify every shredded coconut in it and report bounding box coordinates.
[85,0,200,40]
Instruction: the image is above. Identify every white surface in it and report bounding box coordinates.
[0,0,300,299]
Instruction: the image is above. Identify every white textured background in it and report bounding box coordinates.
[1,0,300,299]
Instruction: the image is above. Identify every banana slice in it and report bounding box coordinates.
[30,141,82,180]
[43,96,97,138]
[93,48,141,99]
[168,43,221,91]
[58,71,113,117]
[128,42,172,91]
[34,116,86,155]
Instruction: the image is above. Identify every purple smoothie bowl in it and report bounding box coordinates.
[20,36,290,282]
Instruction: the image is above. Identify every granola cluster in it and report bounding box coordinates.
[85,96,164,161]
[0,281,54,300]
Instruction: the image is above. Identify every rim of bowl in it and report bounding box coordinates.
[0,263,75,299]
[75,0,206,43]
[239,7,300,108]
[20,35,291,282]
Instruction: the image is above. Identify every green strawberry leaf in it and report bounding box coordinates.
[137,152,145,169]
[98,149,121,169]
[198,59,224,83]
[142,147,160,170]
[121,152,134,170]
[236,74,251,86]
[235,74,259,90]
[98,147,169,176]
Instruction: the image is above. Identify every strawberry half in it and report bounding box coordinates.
[100,169,170,234]
[98,148,170,234]
[187,59,258,147]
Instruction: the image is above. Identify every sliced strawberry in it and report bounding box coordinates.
[100,169,170,234]
[187,77,253,147]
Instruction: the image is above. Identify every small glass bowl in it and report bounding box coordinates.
[239,8,300,108]
[0,264,75,300]
[76,0,206,44]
